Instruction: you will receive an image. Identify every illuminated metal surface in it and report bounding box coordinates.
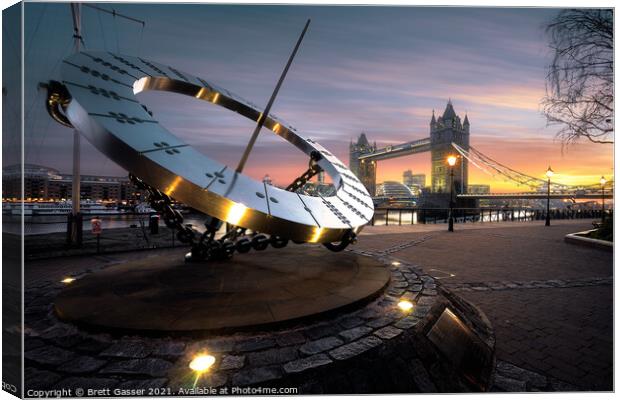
[60,51,374,243]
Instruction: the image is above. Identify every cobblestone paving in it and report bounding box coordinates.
[23,219,611,392]
[26,245,493,393]
[357,220,613,391]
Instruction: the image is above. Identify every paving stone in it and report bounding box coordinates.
[219,355,245,371]
[193,372,228,388]
[39,324,79,340]
[100,340,152,358]
[549,378,580,391]
[413,306,431,318]
[247,347,298,366]
[57,355,107,374]
[366,317,394,329]
[392,281,409,288]
[373,326,403,340]
[72,337,112,354]
[300,337,344,356]
[304,323,341,340]
[496,361,547,389]
[116,378,168,390]
[394,316,421,330]
[420,275,434,283]
[201,337,235,352]
[48,333,90,349]
[337,316,365,329]
[339,326,373,342]
[283,354,333,374]
[329,336,383,360]
[403,273,419,281]
[25,345,76,366]
[25,305,50,316]
[492,374,527,392]
[409,284,423,292]
[232,366,282,386]
[409,358,437,392]
[24,338,46,351]
[275,331,306,347]
[24,368,62,390]
[100,358,173,377]
[234,338,277,352]
[54,377,119,390]
[358,308,381,319]
[151,341,186,358]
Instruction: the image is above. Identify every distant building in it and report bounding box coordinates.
[468,184,491,194]
[375,181,415,207]
[376,181,414,198]
[403,170,426,187]
[349,133,377,196]
[299,182,336,197]
[2,164,141,202]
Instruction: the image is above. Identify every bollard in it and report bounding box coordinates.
[149,214,160,234]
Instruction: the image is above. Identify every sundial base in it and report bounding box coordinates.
[54,247,390,333]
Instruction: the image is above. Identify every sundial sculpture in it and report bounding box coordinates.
[45,26,374,261]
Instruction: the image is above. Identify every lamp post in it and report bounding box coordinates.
[600,176,606,222]
[545,166,554,226]
[447,155,457,232]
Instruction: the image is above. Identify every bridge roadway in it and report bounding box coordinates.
[358,137,431,161]
[372,192,610,204]
[457,192,611,200]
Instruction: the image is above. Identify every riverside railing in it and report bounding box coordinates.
[370,208,609,226]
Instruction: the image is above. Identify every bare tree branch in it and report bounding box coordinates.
[542,9,614,144]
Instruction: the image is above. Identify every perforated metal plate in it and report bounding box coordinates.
[60,51,374,243]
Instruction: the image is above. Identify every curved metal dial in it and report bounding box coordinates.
[60,51,374,243]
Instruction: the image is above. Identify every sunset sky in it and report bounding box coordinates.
[14,3,614,192]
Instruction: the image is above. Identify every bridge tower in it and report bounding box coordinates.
[430,100,469,194]
[349,133,377,196]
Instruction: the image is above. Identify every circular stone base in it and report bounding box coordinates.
[54,247,390,332]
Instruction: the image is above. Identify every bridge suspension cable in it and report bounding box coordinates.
[451,142,613,193]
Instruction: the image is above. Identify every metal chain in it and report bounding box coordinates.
[128,174,291,261]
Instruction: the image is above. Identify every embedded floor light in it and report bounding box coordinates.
[189,354,216,373]
[398,300,414,312]
[61,277,76,284]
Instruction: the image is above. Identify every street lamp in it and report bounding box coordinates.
[545,166,554,226]
[600,176,606,221]
[447,155,457,232]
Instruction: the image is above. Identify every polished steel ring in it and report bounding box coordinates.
[60,51,374,243]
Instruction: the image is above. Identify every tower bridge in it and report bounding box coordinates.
[350,100,469,199]
[348,100,612,204]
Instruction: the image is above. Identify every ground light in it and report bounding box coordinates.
[189,354,216,372]
[189,353,216,388]
[398,300,414,312]
[391,261,401,266]
[61,277,76,284]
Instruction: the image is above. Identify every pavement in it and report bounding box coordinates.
[23,218,613,392]
[357,219,613,391]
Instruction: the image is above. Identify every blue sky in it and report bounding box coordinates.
[11,3,613,189]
